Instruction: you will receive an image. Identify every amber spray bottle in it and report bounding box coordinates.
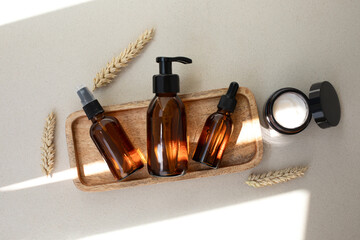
[192,82,239,168]
[77,86,143,181]
[147,57,192,177]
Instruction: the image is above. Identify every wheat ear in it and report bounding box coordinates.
[246,166,309,188]
[92,28,155,91]
[40,112,56,176]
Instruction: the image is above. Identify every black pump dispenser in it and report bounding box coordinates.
[153,56,192,93]
[217,82,239,113]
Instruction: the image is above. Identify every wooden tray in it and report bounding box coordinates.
[66,87,263,192]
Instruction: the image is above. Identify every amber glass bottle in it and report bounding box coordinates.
[193,82,239,168]
[147,56,192,177]
[77,86,143,181]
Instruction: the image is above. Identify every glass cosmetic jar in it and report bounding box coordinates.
[264,81,340,135]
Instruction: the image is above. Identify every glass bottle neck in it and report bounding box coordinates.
[91,112,105,123]
[217,108,231,116]
[156,93,177,97]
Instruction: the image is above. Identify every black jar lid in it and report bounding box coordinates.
[309,81,341,129]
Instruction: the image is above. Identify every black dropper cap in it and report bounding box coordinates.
[76,85,104,120]
[217,82,239,113]
[153,56,192,93]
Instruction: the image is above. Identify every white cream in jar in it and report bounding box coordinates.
[272,92,309,129]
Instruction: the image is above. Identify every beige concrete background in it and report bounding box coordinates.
[1,0,360,239]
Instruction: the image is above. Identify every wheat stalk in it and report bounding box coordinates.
[92,28,155,91]
[40,112,56,176]
[246,166,309,188]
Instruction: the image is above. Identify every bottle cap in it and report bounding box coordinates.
[153,56,192,93]
[76,86,104,120]
[309,81,341,129]
[217,82,239,113]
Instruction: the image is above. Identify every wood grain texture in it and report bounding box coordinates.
[65,87,263,192]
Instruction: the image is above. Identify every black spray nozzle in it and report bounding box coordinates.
[217,82,240,113]
[77,85,96,107]
[76,85,104,120]
[156,57,192,74]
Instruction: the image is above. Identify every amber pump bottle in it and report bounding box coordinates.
[147,57,192,177]
[77,86,143,181]
[192,82,239,168]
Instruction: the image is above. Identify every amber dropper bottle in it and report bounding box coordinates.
[192,82,239,168]
[77,86,143,181]
[147,57,192,177]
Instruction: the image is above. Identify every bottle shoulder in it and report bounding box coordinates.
[147,95,185,114]
[147,96,158,113]
[206,111,233,127]
[209,111,232,121]
[90,115,119,130]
